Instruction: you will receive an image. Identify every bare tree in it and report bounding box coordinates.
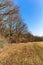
[0,0,27,43]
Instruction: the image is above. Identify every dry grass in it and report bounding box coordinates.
[0,42,43,65]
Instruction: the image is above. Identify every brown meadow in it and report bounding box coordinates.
[0,42,43,65]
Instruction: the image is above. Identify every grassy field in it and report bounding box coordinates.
[0,42,43,65]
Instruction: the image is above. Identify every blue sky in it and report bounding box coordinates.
[12,0,43,36]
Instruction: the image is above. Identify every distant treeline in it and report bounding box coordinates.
[0,31,43,43]
[16,32,43,43]
[21,33,43,43]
